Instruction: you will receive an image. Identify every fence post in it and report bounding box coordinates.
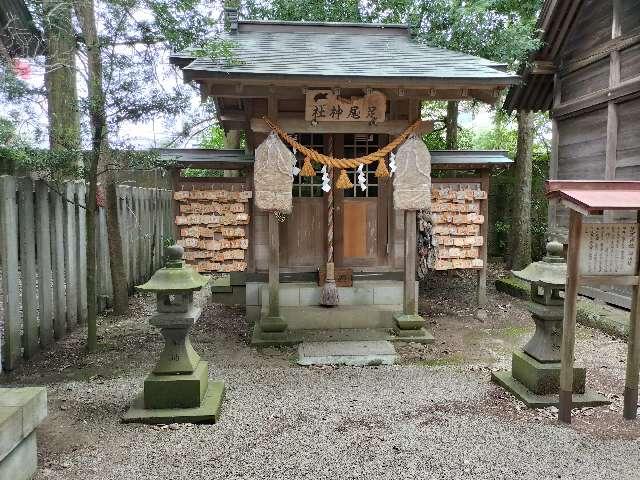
[64,181,78,330]
[51,185,66,338]
[0,176,20,370]
[35,180,54,348]
[76,182,88,324]
[17,177,38,359]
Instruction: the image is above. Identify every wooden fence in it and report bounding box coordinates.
[0,176,173,372]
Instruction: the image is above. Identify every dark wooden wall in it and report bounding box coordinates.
[549,0,640,236]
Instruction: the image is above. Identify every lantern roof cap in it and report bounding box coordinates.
[137,245,209,293]
[512,241,567,287]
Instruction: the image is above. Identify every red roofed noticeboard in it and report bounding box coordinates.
[545,180,640,424]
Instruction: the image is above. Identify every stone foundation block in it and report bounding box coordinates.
[144,361,208,409]
[511,351,585,395]
[0,387,47,480]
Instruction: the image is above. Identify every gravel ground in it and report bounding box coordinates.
[3,266,640,480]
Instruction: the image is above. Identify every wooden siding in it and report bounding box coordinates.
[562,0,613,61]
[616,97,640,178]
[556,108,608,228]
[561,58,610,103]
[279,197,325,268]
[622,0,640,35]
[557,108,608,179]
[620,43,640,83]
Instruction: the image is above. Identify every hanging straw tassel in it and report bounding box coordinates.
[300,156,315,176]
[375,158,390,178]
[335,169,353,189]
[320,261,339,307]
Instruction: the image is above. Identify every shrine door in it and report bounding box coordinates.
[279,133,326,270]
[335,134,390,268]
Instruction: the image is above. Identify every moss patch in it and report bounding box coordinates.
[495,275,530,300]
[577,299,629,340]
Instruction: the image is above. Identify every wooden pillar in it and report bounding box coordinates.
[35,180,54,348]
[268,213,280,318]
[51,186,67,339]
[404,210,417,315]
[558,209,583,423]
[64,181,78,330]
[548,74,561,234]
[624,211,640,419]
[477,169,490,305]
[17,177,38,358]
[0,176,19,370]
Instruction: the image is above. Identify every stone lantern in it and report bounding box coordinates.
[122,244,224,424]
[491,241,607,408]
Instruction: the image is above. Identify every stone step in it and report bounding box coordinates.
[297,340,397,366]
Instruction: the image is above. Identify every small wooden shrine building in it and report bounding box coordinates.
[167,15,517,344]
[505,0,640,307]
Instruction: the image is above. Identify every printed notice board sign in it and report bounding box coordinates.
[579,223,638,275]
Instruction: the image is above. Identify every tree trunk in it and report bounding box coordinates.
[43,0,81,155]
[74,0,106,352]
[445,101,459,150]
[510,109,535,270]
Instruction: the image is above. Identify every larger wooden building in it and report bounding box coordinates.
[168,15,517,344]
[505,0,640,307]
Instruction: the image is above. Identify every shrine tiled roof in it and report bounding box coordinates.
[171,21,519,87]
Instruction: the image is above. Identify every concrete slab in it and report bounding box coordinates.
[122,380,225,424]
[297,341,397,366]
[491,371,611,409]
[0,430,37,480]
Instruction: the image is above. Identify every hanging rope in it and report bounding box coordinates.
[327,135,334,264]
[263,116,422,169]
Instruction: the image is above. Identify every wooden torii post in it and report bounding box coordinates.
[546,180,640,423]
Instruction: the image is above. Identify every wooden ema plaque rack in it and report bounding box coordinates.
[546,180,640,423]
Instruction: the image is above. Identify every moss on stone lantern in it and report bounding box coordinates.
[491,241,608,408]
[122,244,225,424]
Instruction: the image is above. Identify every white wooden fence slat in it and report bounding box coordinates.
[51,186,66,339]
[35,180,54,348]
[76,182,88,324]
[17,177,39,359]
[64,182,78,330]
[0,176,20,370]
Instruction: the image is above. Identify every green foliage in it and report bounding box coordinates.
[192,38,244,66]
[182,168,223,177]
[243,0,363,23]
[200,125,226,149]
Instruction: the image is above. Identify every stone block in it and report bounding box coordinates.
[261,285,300,307]
[337,286,374,305]
[393,313,426,330]
[511,351,585,395]
[491,371,609,409]
[123,380,224,424]
[0,407,22,463]
[0,387,47,480]
[144,361,208,409]
[0,430,37,480]
[0,387,47,446]
[245,282,261,306]
[299,286,321,306]
[374,285,403,304]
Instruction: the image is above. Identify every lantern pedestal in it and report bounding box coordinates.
[392,313,435,344]
[122,245,225,424]
[491,241,609,409]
